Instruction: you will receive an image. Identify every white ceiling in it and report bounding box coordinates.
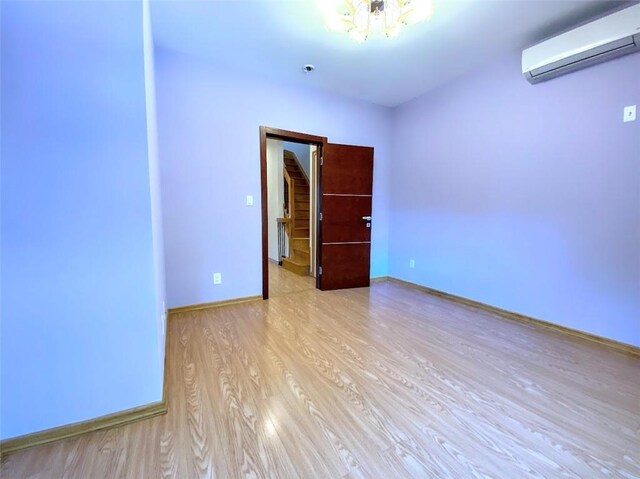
[151,0,629,107]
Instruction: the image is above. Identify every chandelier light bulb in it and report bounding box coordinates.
[319,0,433,42]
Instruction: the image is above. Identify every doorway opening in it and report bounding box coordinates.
[260,126,376,300]
[260,127,325,299]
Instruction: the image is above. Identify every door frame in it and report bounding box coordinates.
[259,126,326,300]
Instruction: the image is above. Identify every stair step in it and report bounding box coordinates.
[293,248,310,258]
[293,254,310,264]
[292,249,309,261]
[282,257,310,276]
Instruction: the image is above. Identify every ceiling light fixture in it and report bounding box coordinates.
[319,0,433,43]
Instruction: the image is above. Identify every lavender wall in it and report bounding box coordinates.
[143,0,168,373]
[390,53,640,346]
[155,48,391,308]
[1,1,164,439]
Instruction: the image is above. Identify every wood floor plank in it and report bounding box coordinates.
[2,265,638,478]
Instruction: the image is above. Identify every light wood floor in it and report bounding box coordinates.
[268,261,315,298]
[2,278,639,478]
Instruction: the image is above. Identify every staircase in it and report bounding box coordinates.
[281,151,310,276]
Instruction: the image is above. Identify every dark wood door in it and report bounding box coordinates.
[318,143,374,291]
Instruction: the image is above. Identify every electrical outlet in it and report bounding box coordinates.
[213,272,222,285]
[623,105,636,122]
[409,259,415,268]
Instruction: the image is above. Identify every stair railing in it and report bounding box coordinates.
[276,217,290,264]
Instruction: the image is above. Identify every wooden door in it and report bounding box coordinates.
[318,143,374,291]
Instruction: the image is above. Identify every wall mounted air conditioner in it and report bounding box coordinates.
[522,3,640,84]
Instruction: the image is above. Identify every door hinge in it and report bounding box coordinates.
[319,212,323,221]
[319,266,323,275]
[320,156,323,166]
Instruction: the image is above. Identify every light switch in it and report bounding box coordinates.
[623,105,636,123]
[246,195,254,206]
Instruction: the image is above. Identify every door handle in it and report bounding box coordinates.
[362,216,372,221]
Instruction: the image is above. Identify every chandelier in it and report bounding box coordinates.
[319,0,433,43]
